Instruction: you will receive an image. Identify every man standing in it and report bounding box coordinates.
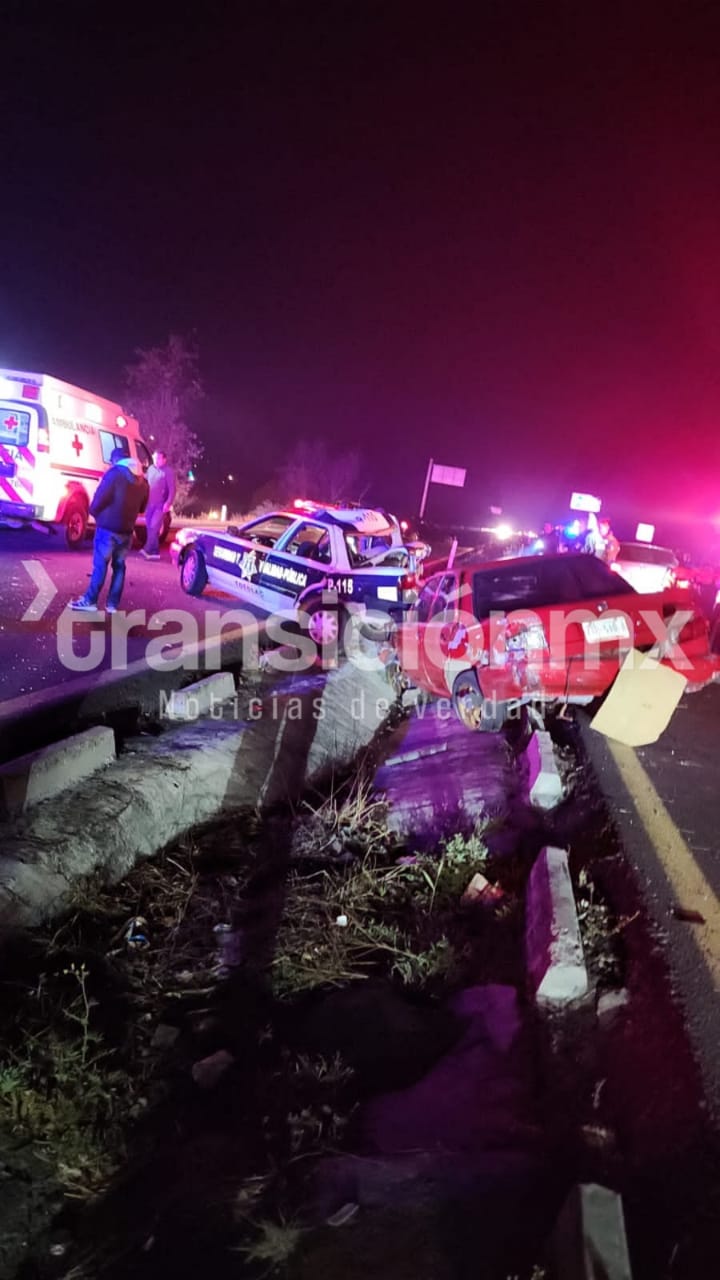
[142,449,176,560]
[71,449,149,613]
[585,515,620,563]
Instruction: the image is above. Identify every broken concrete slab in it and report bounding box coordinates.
[0,664,397,929]
[373,703,519,846]
[525,729,563,810]
[548,1182,633,1279]
[161,671,236,720]
[0,726,116,819]
[525,847,588,1008]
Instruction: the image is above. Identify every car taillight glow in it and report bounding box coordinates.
[399,572,418,591]
[506,621,548,652]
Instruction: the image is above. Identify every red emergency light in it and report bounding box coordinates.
[22,384,40,400]
[116,414,127,428]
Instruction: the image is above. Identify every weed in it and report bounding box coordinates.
[576,873,624,986]
[0,966,128,1198]
[236,1216,304,1268]
[292,777,391,862]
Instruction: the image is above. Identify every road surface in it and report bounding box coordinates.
[0,526,262,708]
[581,682,720,1112]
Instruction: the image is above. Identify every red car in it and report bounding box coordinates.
[395,552,720,731]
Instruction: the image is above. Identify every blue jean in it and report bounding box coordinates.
[87,528,131,607]
[145,504,164,555]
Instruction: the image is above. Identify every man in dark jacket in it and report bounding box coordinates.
[71,448,149,612]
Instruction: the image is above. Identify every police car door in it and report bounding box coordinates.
[261,519,333,614]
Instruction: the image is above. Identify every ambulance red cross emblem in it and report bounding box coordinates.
[3,415,18,431]
[71,434,84,457]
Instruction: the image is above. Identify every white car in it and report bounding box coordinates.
[610,542,679,594]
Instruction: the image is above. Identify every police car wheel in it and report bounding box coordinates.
[451,670,507,733]
[305,600,346,655]
[65,500,88,549]
[180,547,208,596]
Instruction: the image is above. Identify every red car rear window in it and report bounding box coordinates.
[472,554,635,618]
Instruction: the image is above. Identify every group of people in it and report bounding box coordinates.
[527,514,619,563]
[71,448,175,612]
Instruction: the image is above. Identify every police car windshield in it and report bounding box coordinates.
[344,530,395,567]
[241,515,295,547]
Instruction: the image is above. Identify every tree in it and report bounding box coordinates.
[275,440,367,506]
[125,334,204,510]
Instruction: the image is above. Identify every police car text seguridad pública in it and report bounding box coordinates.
[171,502,428,648]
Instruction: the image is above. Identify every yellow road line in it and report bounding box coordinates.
[607,740,720,992]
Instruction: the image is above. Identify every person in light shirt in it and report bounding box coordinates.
[141,449,176,559]
[585,514,620,563]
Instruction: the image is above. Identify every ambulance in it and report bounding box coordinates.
[0,369,155,547]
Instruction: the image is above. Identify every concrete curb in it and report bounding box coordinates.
[525,846,589,1007]
[525,728,563,809]
[0,727,116,820]
[161,672,237,720]
[548,1182,633,1278]
[0,664,396,929]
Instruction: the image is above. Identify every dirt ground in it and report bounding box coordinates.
[1,713,719,1279]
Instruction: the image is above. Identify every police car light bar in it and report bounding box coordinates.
[570,492,602,513]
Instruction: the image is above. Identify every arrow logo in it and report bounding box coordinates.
[22,560,59,621]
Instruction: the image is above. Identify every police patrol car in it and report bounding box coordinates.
[172,502,425,646]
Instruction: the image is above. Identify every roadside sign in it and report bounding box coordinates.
[636,522,655,543]
[431,463,466,488]
[419,457,467,519]
[570,492,602,513]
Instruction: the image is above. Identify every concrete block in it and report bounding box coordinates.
[525,846,588,1007]
[0,726,116,818]
[549,1182,633,1279]
[162,672,236,720]
[526,728,563,809]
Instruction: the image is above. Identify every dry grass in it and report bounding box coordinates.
[273,819,490,997]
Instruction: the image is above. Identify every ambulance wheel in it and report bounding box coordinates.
[64,499,89,549]
[304,598,347,660]
[451,670,507,733]
[180,547,207,597]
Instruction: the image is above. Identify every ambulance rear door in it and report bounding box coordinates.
[0,401,42,517]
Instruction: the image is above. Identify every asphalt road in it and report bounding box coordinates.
[0,526,262,709]
[581,682,720,1112]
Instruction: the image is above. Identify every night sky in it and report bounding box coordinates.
[3,2,720,545]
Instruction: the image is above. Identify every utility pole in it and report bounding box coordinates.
[419,457,433,521]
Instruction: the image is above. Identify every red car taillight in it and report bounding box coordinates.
[399,572,419,592]
[505,620,549,653]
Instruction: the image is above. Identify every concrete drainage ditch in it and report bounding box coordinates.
[0,669,715,1278]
